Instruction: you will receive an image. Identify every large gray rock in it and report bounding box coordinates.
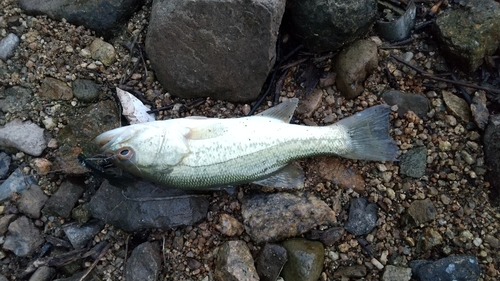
[18,0,144,38]
[0,119,48,156]
[89,180,210,232]
[145,0,286,102]
[287,0,377,53]
[435,0,500,72]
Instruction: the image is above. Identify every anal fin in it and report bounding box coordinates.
[252,162,305,189]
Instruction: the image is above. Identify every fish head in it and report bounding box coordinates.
[94,124,166,177]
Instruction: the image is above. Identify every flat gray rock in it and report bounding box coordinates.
[43,180,85,218]
[145,0,286,102]
[124,242,161,281]
[382,90,430,119]
[0,119,48,156]
[3,216,44,257]
[0,33,19,60]
[399,146,427,178]
[0,86,32,114]
[344,197,378,236]
[0,168,37,202]
[18,185,48,219]
[63,220,105,249]
[89,180,210,232]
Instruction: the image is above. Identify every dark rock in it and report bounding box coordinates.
[403,198,437,227]
[471,91,489,130]
[124,242,161,281]
[333,265,367,278]
[54,99,120,174]
[287,0,377,53]
[255,243,288,281]
[89,180,209,232]
[0,214,17,234]
[485,114,500,202]
[18,0,144,38]
[72,79,101,102]
[306,227,345,246]
[145,0,286,102]
[214,240,259,281]
[399,146,427,178]
[0,151,11,179]
[40,77,73,100]
[3,216,44,257]
[43,180,85,218]
[0,119,48,156]
[0,168,37,202]
[0,86,32,114]
[410,256,480,281]
[382,90,429,119]
[63,220,105,249]
[435,0,500,72]
[344,197,378,236]
[242,192,336,243]
[281,238,324,281]
[18,185,48,219]
[29,266,56,281]
[382,265,412,281]
[0,33,19,60]
[71,203,92,225]
[334,40,378,99]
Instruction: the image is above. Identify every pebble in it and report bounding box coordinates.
[28,266,56,281]
[124,242,161,281]
[296,88,323,117]
[382,90,430,119]
[62,220,105,249]
[89,38,116,66]
[215,213,244,237]
[0,33,20,60]
[214,240,259,281]
[242,192,336,243]
[255,243,288,281]
[442,90,471,122]
[305,227,345,246]
[0,119,48,156]
[382,265,412,281]
[0,214,17,235]
[72,79,101,102]
[333,265,367,278]
[3,216,44,257]
[344,197,378,236]
[317,157,365,192]
[0,168,36,202]
[403,198,437,227]
[40,77,73,100]
[30,158,52,175]
[18,185,48,219]
[281,238,324,281]
[399,146,427,178]
[43,180,85,218]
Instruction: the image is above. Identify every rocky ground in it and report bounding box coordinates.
[0,0,500,281]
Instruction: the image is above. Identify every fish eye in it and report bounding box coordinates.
[116,147,134,160]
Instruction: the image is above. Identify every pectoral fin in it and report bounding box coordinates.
[256,98,298,123]
[252,162,305,189]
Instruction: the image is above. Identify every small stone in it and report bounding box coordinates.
[0,168,36,202]
[215,213,244,237]
[471,91,489,130]
[306,227,345,246]
[40,77,73,101]
[124,242,161,281]
[0,214,17,235]
[255,243,288,281]
[399,146,427,178]
[442,90,471,122]
[317,156,365,192]
[214,240,259,281]
[0,119,48,156]
[3,216,44,257]
[333,265,367,278]
[344,197,378,236]
[382,265,412,281]
[0,33,20,60]
[63,220,105,249]
[18,185,48,219]
[420,228,443,251]
[296,88,323,117]
[403,198,437,227]
[28,266,56,281]
[89,38,116,66]
[30,158,52,175]
[0,152,11,179]
[281,238,324,281]
[382,90,430,119]
[43,180,85,218]
[72,79,101,102]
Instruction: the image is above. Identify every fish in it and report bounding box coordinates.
[94,98,398,190]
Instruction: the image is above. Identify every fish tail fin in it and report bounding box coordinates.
[334,105,399,161]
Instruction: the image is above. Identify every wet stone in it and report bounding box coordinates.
[0,86,32,114]
[410,256,480,281]
[214,240,259,281]
[3,216,44,257]
[382,265,412,281]
[403,198,437,227]
[344,197,378,236]
[0,151,10,179]
[215,213,245,237]
[18,185,48,219]
[40,77,73,100]
[281,238,324,281]
[43,180,85,218]
[29,266,56,281]
[0,33,20,60]
[306,227,345,246]
[89,38,116,66]
[399,146,427,178]
[255,243,288,281]
[63,220,105,249]
[72,79,101,102]
[0,119,48,156]
[382,90,430,119]
[89,180,209,232]
[242,192,337,243]
[124,242,161,281]
[334,39,379,99]
[0,168,36,202]
[442,90,471,123]
[333,265,367,278]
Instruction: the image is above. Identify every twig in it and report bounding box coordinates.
[390,54,500,94]
[78,242,111,281]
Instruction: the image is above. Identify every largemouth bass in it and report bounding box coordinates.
[95,98,398,189]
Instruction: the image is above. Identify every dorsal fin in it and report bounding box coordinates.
[255,98,299,123]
